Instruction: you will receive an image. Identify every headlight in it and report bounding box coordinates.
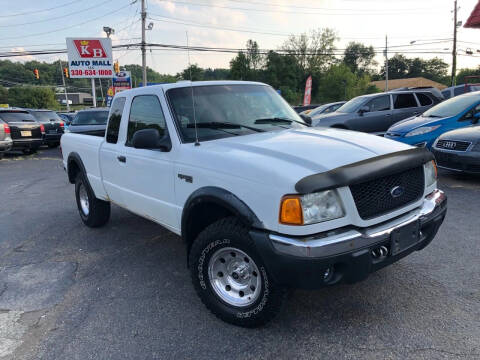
[405,125,440,137]
[424,160,437,187]
[279,190,344,225]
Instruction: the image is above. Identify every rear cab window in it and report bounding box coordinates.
[106,97,126,144]
[393,93,418,109]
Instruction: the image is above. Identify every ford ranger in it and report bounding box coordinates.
[61,81,447,327]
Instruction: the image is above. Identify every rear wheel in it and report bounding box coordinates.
[75,174,110,227]
[189,217,286,327]
[22,149,32,155]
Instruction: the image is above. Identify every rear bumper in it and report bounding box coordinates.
[11,138,43,150]
[251,190,447,289]
[0,139,13,152]
[43,133,63,143]
[432,148,480,174]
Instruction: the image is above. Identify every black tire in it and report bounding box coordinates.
[22,149,32,155]
[48,142,59,148]
[0,152,4,160]
[189,217,286,327]
[75,173,110,227]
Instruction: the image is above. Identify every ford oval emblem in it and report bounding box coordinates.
[390,186,404,198]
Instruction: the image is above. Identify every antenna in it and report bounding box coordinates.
[186,31,200,146]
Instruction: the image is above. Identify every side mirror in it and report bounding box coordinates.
[299,114,312,125]
[358,106,369,115]
[473,112,480,123]
[132,128,171,151]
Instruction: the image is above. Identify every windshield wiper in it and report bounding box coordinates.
[254,117,310,127]
[187,121,265,132]
[425,114,442,118]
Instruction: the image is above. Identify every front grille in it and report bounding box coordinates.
[436,139,471,151]
[350,167,425,220]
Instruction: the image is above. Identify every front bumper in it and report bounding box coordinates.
[251,189,447,289]
[433,148,480,174]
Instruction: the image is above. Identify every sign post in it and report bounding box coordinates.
[303,75,312,106]
[66,37,113,107]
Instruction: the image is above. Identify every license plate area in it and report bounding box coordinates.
[20,130,32,137]
[390,221,420,256]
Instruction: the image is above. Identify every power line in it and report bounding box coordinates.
[0,0,79,18]
[0,2,134,41]
[0,0,115,28]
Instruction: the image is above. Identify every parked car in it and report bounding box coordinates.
[0,118,13,159]
[385,91,480,148]
[312,90,441,134]
[26,109,64,148]
[392,86,445,101]
[431,126,480,174]
[57,112,76,128]
[303,101,346,120]
[0,109,44,154]
[66,108,109,136]
[293,104,321,114]
[61,81,446,327]
[441,84,480,99]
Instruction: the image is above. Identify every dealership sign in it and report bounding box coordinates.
[66,38,113,78]
[113,71,132,93]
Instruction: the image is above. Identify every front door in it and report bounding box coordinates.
[117,94,177,229]
[392,93,421,125]
[352,95,392,133]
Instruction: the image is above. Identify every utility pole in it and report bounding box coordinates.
[384,35,389,92]
[451,0,458,87]
[141,0,147,86]
[59,59,70,112]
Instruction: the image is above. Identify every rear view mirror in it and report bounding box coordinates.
[132,128,171,151]
[473,112,480,124]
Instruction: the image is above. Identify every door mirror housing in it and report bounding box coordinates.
[358,106,369,115]
[132,128,171,151]
[473,112,480,123]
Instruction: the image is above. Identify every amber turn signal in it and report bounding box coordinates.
[279,196,303,225]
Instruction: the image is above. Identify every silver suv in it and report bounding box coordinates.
[0,118,13,159]
[312,90,442,135]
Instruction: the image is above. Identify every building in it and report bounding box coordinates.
[55,92,93,105]
[370,77,447,92]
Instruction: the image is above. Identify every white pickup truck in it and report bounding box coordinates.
[61,81,447,327]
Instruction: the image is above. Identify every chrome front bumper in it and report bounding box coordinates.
[269,189,447,258]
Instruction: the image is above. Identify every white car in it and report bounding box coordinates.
[61,81,447,327]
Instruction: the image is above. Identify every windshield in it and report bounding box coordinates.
[336,96,367,113]
[167,84,307,142]
[72,111,109,125]
[422,94,480,118]
[308,104,329,117]
[0,111,36,123]
[31,111,62,122]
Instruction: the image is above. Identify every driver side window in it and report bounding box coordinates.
[462,103,480,121]
[365,96,390,112]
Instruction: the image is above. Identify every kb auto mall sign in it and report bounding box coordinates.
[66,38,113,78]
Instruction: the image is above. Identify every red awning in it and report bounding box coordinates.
[465,0,480,28]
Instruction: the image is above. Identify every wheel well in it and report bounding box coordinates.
[67,159,81,184]
[184,201,235,254]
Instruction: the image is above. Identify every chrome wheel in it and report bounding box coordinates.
[78,183,89,216]
[208,246,261,307]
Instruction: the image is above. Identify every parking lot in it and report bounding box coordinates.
[0,147,479,360]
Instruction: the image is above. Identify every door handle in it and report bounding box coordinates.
[117,155,126,163]
[385,114,391,117]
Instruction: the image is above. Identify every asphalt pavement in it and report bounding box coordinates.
[0,148,479,360]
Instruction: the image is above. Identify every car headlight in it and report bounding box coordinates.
[424,160,437,187]
[279,190,345,225]
[405,125,440,137]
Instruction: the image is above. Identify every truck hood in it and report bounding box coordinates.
[186,127,411,190]
[387,115,450,135]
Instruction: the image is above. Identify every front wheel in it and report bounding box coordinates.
[75,174,110,227]
[189,217,286,327]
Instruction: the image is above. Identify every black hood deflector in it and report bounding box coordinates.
[295,147,434,194]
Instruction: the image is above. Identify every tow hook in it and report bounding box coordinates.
[371,245,389,260]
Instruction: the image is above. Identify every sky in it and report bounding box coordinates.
[1,0,480,77]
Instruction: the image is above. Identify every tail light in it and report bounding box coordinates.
[59,121,64,128]
[40,124,45,134]
[3,123,10,134]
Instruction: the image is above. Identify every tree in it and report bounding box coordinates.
[246,40,262,71]
[456,66,480,84]
[343,42,376,75]
[229,51,250,80]
[8,87,58,109]
[282,28,337,74]
[178,64,205,81]
[0,85,8,104]
[379,54,449,84]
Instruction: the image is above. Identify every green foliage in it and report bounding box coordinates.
[8,87,58,109]
[343,42,376,75]
[178,64,205,81]
[0,85,8,104]
[229,52,251,80]
[123,64,177,85]
[456,67,480,84]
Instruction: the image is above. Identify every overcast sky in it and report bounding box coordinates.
[1,0,480,76]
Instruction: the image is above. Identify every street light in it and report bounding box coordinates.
[103,26,115,38]
[147,22,154,30]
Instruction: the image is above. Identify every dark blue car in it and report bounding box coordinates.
[385,92,480,148]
